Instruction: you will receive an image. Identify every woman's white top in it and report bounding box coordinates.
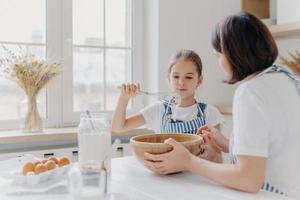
[140,102,223,133]
[232,72,300,197]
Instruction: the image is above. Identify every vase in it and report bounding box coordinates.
[22,95,43,133]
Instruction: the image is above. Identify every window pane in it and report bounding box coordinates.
[0,45,46,120]
[0,0,45,43]
[105,0,131,47]
[106,49,131,110]
[73,0,104,46]
[73,47,104,112]
[72,0,132,114]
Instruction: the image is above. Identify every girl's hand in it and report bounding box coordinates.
[142,138,193,175]
[197,135,223,163]
[197,125,229,153]
[120,83,140,101]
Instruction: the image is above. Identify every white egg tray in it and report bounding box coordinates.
[0,154,71,187]
[13,164,70,186]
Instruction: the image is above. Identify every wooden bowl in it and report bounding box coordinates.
[130,133,203,161]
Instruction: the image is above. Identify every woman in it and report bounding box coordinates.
[143,12,300,198]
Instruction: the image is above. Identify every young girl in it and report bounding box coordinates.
[143,12,300,198]
[111,50,223,155]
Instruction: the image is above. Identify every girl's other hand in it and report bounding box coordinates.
[197,125,229,153]
[120,83,140,101]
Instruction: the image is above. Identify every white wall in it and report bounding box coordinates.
[143,0,160,105]
[142,0,240,107]
[277,0,300,24]
[141,0,300,108]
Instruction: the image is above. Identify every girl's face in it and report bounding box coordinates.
[214,51,232,79]
[168,59,202,100]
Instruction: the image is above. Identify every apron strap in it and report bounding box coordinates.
[263,65,300,95]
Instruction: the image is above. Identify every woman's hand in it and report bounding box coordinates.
[119,83,140,101]
[197,125,229,153]
[142,138,194,175]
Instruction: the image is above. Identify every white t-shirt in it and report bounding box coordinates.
[232,72,300,198]
[140,102,223,133]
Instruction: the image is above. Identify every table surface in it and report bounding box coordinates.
[0,156,296,200]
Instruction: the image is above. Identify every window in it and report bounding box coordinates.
[0,0,143,129]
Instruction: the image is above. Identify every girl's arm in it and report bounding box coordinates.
[111,84,145,133]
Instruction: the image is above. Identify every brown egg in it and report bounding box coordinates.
[45,160,56,170]
[34,164,47,175]
[41,159,48,164]
[48,156,59,164]
[22,162,35,175]
[58,156,70,167]
[33,160,42,167]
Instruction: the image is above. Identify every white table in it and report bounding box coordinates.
[0,156,297,200]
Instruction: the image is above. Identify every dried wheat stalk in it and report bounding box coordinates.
[279,51,300,75]
[0,46,61,97]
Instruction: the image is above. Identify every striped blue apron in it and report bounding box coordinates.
[160,101,207,134]
[229,64,300,196]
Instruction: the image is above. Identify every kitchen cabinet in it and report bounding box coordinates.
[242,0,270,19]
[0,147,78,162]
[241,0,300,38]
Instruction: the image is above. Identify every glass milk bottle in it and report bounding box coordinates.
[77,112,111,193]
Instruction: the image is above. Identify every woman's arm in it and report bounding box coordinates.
[111,84,145,133]
[144,139,266,193]
[188,154,266,193]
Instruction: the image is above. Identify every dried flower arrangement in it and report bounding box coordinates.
[280,51,300,75]
[0,46,61,132]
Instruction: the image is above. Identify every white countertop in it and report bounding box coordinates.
[0,127,152,144]
[0,128,152,154]
[0,128,152,144]
[0,156,296,200]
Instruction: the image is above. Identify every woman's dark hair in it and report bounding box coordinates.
[168,49,202,76]
[211,12,278,84]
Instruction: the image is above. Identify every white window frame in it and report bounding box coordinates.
[0,0,144,129]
